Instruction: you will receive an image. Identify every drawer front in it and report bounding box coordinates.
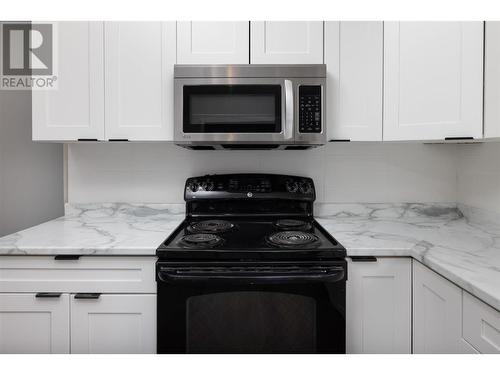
[463,291,500,353]
[0,256,156,293]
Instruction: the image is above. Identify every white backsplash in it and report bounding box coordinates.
[457,142,500,215]
[67,142,458,204]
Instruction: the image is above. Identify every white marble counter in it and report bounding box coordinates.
[1,202,500,311]
[316,203,500,312]
[0,203,185,256]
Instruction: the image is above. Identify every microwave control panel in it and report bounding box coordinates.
[298,85,322,133]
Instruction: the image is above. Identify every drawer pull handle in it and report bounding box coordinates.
[350,256,377,262]
[36,292,62,298]
[74,293,101,300]
[54,255,81,260]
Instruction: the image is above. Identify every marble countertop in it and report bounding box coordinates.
[1,202,500,311]
[0,203,185,256]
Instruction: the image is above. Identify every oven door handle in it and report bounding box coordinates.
[157,266,345,284]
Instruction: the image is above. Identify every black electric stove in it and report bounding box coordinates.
[156,174,346,354]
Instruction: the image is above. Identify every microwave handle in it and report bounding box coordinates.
[284,80,294,140]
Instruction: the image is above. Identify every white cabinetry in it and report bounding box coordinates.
[177,22,249,64]
[413,261,477,353]
[484,21,500,138]
[383,22,484,141]
[70,294,156,354]
[32,22,105,141]
[325,21,383,141]
[0,293,70,353]
[250,21,323,64]
[104,22,176,141]
[463,291,500,353]
[346,257,411,353]
[0,256,156,354]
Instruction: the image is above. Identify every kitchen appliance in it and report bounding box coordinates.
[156,174,346,354]
[174,65,326,150]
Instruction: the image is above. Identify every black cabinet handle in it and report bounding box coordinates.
[329,139,351,142]
[77,138,98,142]
[74,293,101,300]
[54,255,81,260]
[36,292,62,298]
[350,256,377,262]
[444,137,474,141]
[108,139,129,142]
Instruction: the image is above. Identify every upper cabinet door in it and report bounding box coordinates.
[177,22,249,64]
[484,22,500,139]
[32,22,105,141]
[250,21,324,64]
[104,22,176,141]
[383,22,484,141]
[325,22,383,141]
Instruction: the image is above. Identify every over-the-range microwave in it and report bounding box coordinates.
[174,64,326,150]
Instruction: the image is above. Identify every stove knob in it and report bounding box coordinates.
[187,182,199,192]
[206,180,215,191]
[299,181,312,194]
[286,180,299,193]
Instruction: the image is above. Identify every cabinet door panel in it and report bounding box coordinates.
[463,291,500,353]
[177,22,249,64]
[70,294,155,353]
[105,22,175,141]
[325,21,383,141]
[32,22,104,141]
[413,261,477,353]
[384,22,483,141]
[0,293,69,353]
[484,21,500,138]
[251,21,323,64]
[346,257,411,353]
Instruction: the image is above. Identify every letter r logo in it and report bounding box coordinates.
[2,23,53,76]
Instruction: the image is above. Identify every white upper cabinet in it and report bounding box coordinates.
[383,22,484,141]
[0,293,70,354]
[413,261,478,353]
[177,22,249,64]
[484,22,500,138]
[32,22,105,141]
[346,257,412,354]
[325,22,383,141]
[104,22,176,141]
[250,21,323,64]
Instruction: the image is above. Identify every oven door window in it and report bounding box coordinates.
[186,291,316,353]
[157,282,345,354]
[183,85,282,133]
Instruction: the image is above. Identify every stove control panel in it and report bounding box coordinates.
[185,174,315,201]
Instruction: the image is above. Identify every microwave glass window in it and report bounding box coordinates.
[183,85,282,133]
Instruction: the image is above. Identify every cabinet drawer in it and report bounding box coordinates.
[0,256,156,293]
[463,291,500,353]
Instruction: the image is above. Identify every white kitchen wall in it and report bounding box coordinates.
[457,143,500,214]
[0,90,64,237]
[68,143,458,204]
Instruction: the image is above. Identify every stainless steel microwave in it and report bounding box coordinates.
[174,65,326,150]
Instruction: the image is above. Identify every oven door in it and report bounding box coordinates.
[156,261,346,354]
[174,78,294,146]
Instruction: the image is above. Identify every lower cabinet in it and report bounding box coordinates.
[70,294,156,354]
[0,293,70,354]
[463,291,500,353]
[413,261,477,353]
[346,257,412,353]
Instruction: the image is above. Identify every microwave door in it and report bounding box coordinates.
[174,78,291,145]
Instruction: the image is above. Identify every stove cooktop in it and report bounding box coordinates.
[156,216,346,260]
